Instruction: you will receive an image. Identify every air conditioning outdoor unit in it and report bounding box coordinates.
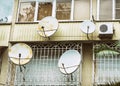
[99,23,113,39]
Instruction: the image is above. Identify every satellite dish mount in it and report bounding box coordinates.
[8,43,33,83]
[38,16,59,40]
[58,50,81,85]
[80,20,96,40]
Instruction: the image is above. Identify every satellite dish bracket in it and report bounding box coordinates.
[38,16,58,38]
[41,26,47,38]
[62,63,73,81]
[92,15,96,24]
[19,53,22,72]
[41,25,51,40]
[62,63,69,75]
[87,26,90,40]
[18,53,26,82]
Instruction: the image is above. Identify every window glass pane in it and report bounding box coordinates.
[99,0,112,20]
[74,0,90,20]
[116,0,120,8]
[0,0,14,23]
[116,10,120,19]
[56,0,71,20]
[95,50,120,83]
[18,2,35,22]
[94,43,120,84]
[116,0,120,19]
[37,2,52,20]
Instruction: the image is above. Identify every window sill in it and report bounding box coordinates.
[0,22,12,25]
[15,19,120,24]
[95,19,120,22]
[15,20,83,24]
[15,22,38,24]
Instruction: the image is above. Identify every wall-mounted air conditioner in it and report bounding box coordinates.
[99,23,113,39]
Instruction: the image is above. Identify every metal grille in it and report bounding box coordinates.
[94,42,120,85]
[6,42,82,86]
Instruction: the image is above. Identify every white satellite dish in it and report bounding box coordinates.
[80,20,95,34]
[58,50,81,74]
[38,16,58,37]
[8,43,33,65]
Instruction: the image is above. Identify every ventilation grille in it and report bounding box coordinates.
[100,24,108,32]
[99,23,113,39]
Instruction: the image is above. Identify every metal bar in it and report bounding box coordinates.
[7,42,82,86]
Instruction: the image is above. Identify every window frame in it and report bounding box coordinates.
[97,0,120,20]
[17,0,92,22]
[17,0,73,22]
[93,42,120,85]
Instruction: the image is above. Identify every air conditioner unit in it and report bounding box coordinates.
[99,23,113,39]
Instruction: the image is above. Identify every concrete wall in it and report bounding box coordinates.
[0,48,8,85]
[82,43,93,86]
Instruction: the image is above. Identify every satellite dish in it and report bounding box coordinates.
[38,16,58,37]
[80,20,95,34]
[8,43,33,65]
[58,50,81,74]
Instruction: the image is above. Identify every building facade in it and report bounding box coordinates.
[0,0,120,86]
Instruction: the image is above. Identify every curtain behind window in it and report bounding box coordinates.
[99,0,112,20]
[74,0,90,20]
[37,2,52,20]
[116,0,120,19]
[56,0,71,20]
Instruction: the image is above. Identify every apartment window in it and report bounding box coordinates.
[18,2,36,22]
[98,0,112,20]
[98,0,120,20]
[56,0,71,20]
[74,0,90,20]
[37,2,52,20]
[7,42,82,86]
[95,55,120,84]
[115,0,120,19]
[18,0,91,22]
[18,0,71,22]
[94,42,120,85]
[0,0,14,23]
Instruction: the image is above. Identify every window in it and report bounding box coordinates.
[18,0,91,22]
[7,42,82,86]
[94,43,120,85]
[98,0,120,20]
[74,0,90,20]
[95,55,120,84]
[115,0,120,19]
[56,0,71,20]
[18,2,36,22]
[37,2,52,20]
[98,0,112,20]
[0,0,14,23]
